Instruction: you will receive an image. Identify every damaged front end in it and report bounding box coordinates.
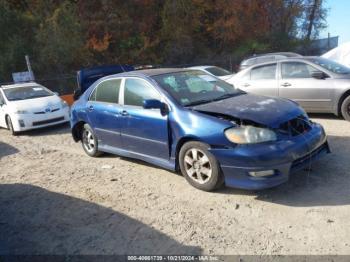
[191,108,330,190]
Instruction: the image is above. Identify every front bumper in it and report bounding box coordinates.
[11,107,70,132]
[210,123,330,190]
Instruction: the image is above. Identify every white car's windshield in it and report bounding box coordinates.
[152,70,242,106]
[3,85,54,101]
[310,57,350,74]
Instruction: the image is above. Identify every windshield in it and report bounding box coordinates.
[3,85,54,101]
[310,57,350,74]
[205,66,232,76]
[152,71,242,106]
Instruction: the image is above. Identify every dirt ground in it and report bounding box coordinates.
[0,114,349,255]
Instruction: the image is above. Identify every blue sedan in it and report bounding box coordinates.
[70,68,330,191]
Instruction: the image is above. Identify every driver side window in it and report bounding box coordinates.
[282,62,321,79]
[124,78,161,107]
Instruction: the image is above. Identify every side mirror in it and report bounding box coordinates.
[73,89,82,101]
[311,71,328,80]
[143,99,169,115]
[143,99,164,109]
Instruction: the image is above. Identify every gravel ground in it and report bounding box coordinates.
[0,114,349,255]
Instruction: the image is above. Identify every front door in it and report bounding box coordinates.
[278,61,333,112]
[87,78,123,148]
[121,77,169,160]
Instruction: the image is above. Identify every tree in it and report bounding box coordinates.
[34,1,90,75]
[302,0,328,40]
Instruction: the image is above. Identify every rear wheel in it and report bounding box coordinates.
[179,141,224,191]
[341,96,350,121]
[6,116,17,136]
[81,124,102,157]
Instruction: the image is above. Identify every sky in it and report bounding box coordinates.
[321,0,350,44]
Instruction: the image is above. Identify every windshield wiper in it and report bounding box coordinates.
[211,92,240,101]
[185,99,212,107]
[27,95,50,99]
[185,92,241,107]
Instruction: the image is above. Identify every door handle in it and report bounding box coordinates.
[281,83,291,87]
[242,83,250,87]
[120,110,129,116]
[88,105,94,112]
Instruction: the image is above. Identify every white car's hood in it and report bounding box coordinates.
[218,74,236,81]
[9,95,63,113]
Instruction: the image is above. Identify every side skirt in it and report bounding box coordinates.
[98,144,176,171]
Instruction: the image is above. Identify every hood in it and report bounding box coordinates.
[218,74,235,81]
[191,93,304,128]
[9,95,63,113]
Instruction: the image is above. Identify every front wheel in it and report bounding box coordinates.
[6,116,17,136]
[81,124,102,157]
[341,96,350,121]
[179,141,224,191]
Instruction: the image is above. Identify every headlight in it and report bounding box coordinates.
[14,110,29,114]
[61,100,68,108]
[225,126,277,144]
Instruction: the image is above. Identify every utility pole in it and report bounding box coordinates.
[25,55,35,81]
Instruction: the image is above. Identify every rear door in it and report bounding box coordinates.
[120,77,169,160]
[86,78,123,148]
[278,61,333,112]
[236,63,278,97]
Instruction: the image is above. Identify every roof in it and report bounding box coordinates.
[245,52,302,59]
[187,66,213,70]
[114,68,191,78]
[0,82,40,89]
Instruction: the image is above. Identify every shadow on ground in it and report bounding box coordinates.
[219,135,350,207]
[0,142,19,159]
[22,122,70,137]
[0,184,201,255]
[308,113,342,120]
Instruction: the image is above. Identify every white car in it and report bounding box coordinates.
[187,66,235,81]
[0,82,70,135]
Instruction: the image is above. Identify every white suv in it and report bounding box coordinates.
[0,82,70,135]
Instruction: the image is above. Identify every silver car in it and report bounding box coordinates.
[227,57,350,121]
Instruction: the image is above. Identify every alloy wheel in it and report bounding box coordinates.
[82,129,95,153]
[184,148,212,184]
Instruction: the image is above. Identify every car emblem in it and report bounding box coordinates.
[45,108,51,113]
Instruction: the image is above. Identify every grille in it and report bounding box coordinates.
[278,115,311,136]
[34,108,60,114]
[32,117,64,126]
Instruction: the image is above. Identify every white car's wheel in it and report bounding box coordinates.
[6,116,17,136]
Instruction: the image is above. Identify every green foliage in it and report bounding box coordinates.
[0,0,328,82]
[34,1,90,75]
[0,0,36,82]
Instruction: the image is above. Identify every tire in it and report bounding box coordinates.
[6,116,17,136]
[81,124,102,157]
[179,141,224,191]
[341,96,350,121]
